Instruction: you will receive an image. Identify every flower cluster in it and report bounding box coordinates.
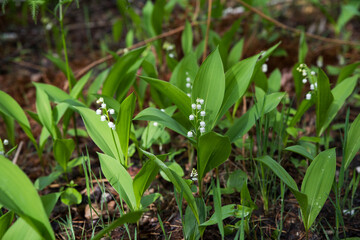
[187,98,206,138]
[190,168,198,181]
[296,64,318,100]
[95,97,116,130]
[185,72,192,97]
[163,42,176,59]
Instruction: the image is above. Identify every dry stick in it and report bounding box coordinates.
[202,0,213,63]
[237,0,360,46]
[75,21,201,80]
[12,141,24,165]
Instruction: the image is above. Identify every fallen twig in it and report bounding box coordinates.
[237,0,360,46]
[12,141,23,165]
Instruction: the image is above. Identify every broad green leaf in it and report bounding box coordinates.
[192,48,225,130]
[141,76,192,118]
[219,19,241,68]
[151,0,165,35]
[0,155,54,240]
[298,32,308,63]
[117,93,136,162]
[197,132,231,181]
[227,38,244,69]
[140,193,161,208]
[227,169,247,192]
[319,75,358,135]
[98,153,136,211]
[53,138,75,172]
[34,170,62,191]
[61,187,82,206]
[86,69,109,105]
[45,53,76,87]
[268,68,281,92]
[134,107,188,136]
[182,20,193,55]
[337,62,360,84]
[141,149,199,223]
[169,52,199,92]
[2,193,60,240]
[336,4,360,34]
[102,47,145,98]
[256,155,308,219]
[226,92,285,143]
[70,70,92,99]
[0,113,15,146]
[316,69,334,136]
[0,90,37,147]
[199,204,250,228]
[216,54,259,122]
[285,145,314,161]
[92,210,145,240]
[0,211,13,238]
[160,161,184,182]
[301,148,336,230]
[344,113,360,169]
[289,98,315,127]
[133,159,159,208]
[76,107,123,161]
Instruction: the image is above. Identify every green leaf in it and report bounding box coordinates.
[336,4,360,34]
[219,19,241,68]
[289,98,315,127]
[0,155,54,240]
[160,161,184,182]
[98,153,136,211]
[53,138,75,172]
[0,211,14,238]
[86,69,109,105]
[34,170,62,191]
[227,169,247,192]
[226,92,285,143]
[344,113,360,170]
[169,52,199,92]
[133,159,159,208]
[141,76,192,118]
[117,93,136,162]
[192,48,225,130]
[141,149,199,223]
[298,32,308,63]
[70,70,92,99]
[227,38,244,69]
[2,193,60,240]
[134,107,188,136]
[182,20,193,55]
[0,90,37,148]
[217,54,260,122]
[268,69,281,92]
[45,53,76,88]
[197,132,231,181]
[316,69,334,136]
[151,0,166,35]
[256,155,308,219]
[76,107,123,161]
[199,204,250,228]
[319,75,358,135]
[102,47,145,98]
[140,193,161,208]
[285,145,315,161]
[60,187,82,206]
[92,210,145,240]
[337,62,360,84]
[301,148,336,230]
